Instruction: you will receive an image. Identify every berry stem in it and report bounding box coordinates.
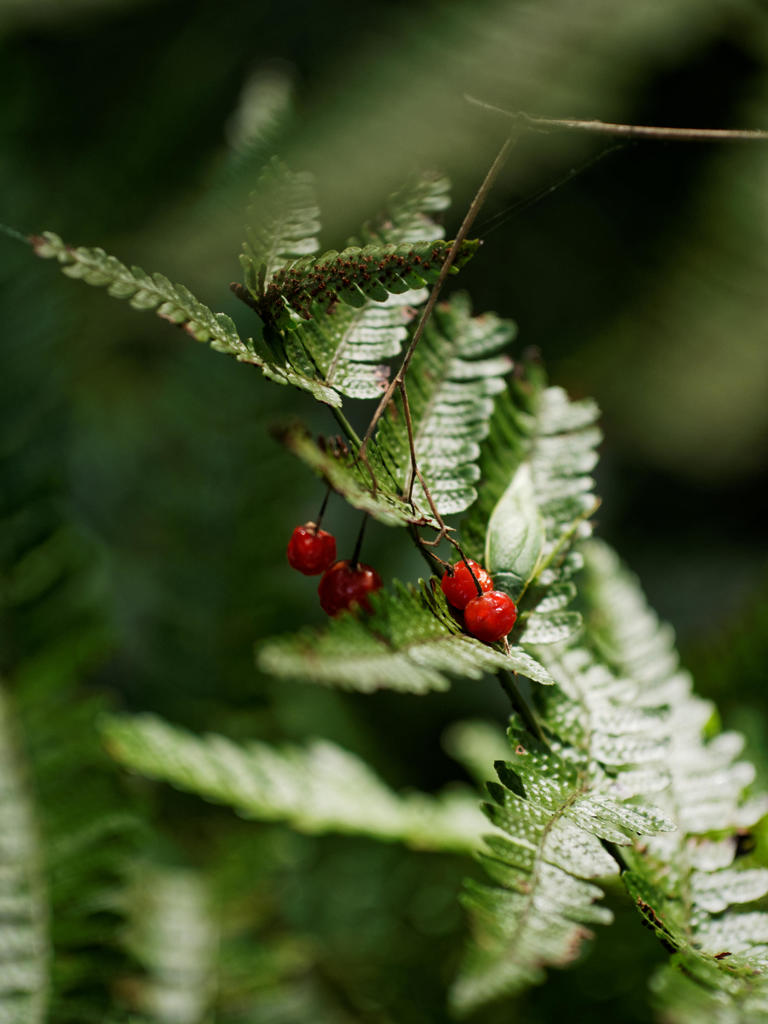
[330,406,362,447]
[314,486,331,532]
[407,524,447,575]
[457,551,484,596]
[350,513,369,570]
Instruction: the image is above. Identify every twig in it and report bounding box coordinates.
[359,134,516,458]
[397,379,446,534]
[465,96,768,143]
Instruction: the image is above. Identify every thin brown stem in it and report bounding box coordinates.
[397,379,445,531]
[407,524,448,575]
[360,135,516,456]
[465,96,768,143]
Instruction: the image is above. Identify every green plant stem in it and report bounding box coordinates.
[0,222,31,244]
[331,406,362,447]
[499,670,546,743]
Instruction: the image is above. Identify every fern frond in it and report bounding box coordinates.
[372,293,515,515]
[283,174,455,400]
[455,365,601,663]
[273,424,433,528]
[13,678,144,1024]
[466,367,601,596]
[257,581,554,694]
[125,865,217,1024]
[261,238,479,329]
[102,712,489,854]
[275,292,514,522]
[29,229,342,407]
[580,539,768,1018]
[355,173,451,246]
[451,652,675,1015]
[1,340,144,1022]
[31,232,255,357]
[240,158,321,287]
[0,686,48,1024]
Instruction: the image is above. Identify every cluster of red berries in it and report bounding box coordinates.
[287,522,382,616]
[287,524,515,643]
[440,559,517,643]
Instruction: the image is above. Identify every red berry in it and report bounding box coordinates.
[287,523,337,575]
[440,559,493,610]
[464,590,518,643]
[318,559,382,616]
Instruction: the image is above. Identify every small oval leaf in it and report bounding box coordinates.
[485,463,546,599]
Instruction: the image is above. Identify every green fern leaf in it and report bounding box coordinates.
[451,690,674,1015]
[0,687,48,1024]
[261,237,479,329]
[464,368,601,586]
[31,231,255,355]
[459,365,601,657]
[283,174,455,400]
[580,539,768,1018]
[125,865,217,1024]
[102,713,489,854]
[272,424,435,528]
[240,157,321,287]
[372,293,515,515]
[354,173,451,246]
[276,292,515,521]
[257,581,554,694]
[237,172,458,402]
[29,229,342,407]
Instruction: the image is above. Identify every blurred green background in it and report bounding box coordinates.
[2,0,768,1020]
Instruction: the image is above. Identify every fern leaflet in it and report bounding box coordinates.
[240,158,321,286]
[450,636,676,1014]
[257,580,554,694]
[0,686,48,1024]
[260,238,478,328]
[102,712,490,853]
[125,865,217,1024]
[580,539,768,1020]
[374,293,515,515]
[28,230,342,408]
[281,174,453,399]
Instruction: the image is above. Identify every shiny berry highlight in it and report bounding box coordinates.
[287,523,337,576]
[464,590,518,643]
[440,559,493,610]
